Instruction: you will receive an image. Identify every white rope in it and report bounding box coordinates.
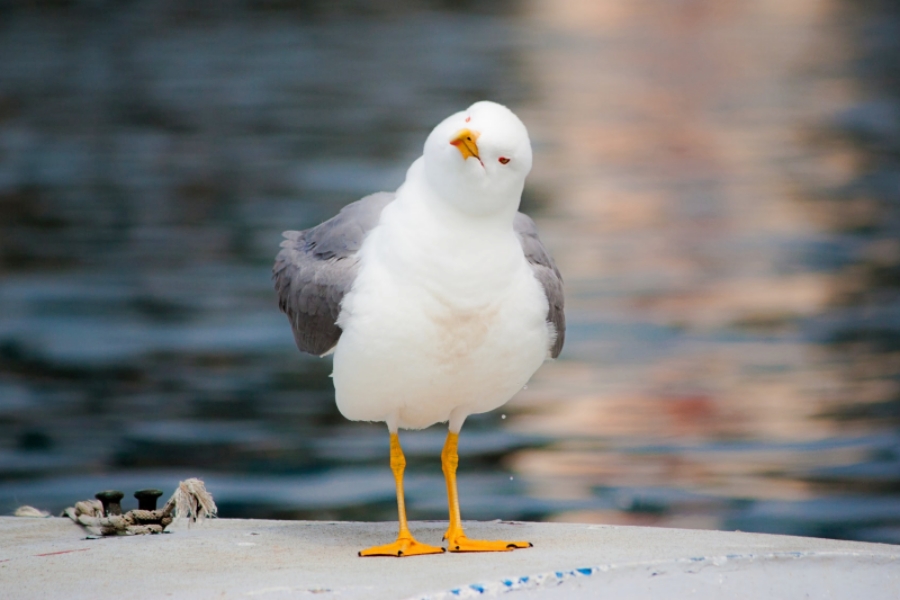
[14,505,50,518]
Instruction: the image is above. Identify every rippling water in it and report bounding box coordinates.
[1,0,899,543]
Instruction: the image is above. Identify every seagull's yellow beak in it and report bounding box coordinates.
[450,128,480,161]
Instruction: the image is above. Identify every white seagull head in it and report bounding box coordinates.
[422,101,533,217]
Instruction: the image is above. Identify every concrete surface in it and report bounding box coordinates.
[1,517,898,599]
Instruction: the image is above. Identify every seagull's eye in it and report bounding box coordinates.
[498,157,510,165]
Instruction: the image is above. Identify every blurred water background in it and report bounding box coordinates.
[1,0,899,544]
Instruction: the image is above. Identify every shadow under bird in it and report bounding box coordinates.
[273,101,565,557]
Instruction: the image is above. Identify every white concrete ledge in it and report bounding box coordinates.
[2,517,898,599]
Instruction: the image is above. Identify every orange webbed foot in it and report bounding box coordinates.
[359,535,445,557]
[443,527,532,553]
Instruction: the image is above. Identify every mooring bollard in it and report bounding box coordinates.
[95,490,125,517]
[134,489,164,511]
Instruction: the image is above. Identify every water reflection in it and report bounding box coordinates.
[513,0,900,542]
[1,0,898,543]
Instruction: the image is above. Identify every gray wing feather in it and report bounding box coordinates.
[273,192,394,356]
[514,212,566,358]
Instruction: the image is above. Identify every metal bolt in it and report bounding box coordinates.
[134,489,164,511]
[95,490,124,516]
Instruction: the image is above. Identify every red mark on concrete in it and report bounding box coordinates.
[35,548,91,557]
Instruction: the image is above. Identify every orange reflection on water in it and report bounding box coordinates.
[505,0,900,532]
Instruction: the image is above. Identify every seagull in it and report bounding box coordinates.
[273,101,565,557]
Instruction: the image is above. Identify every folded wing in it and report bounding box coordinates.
[273,192,395,356]
[514,212,566,358]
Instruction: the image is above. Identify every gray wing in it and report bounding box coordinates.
[514,212,566,358]
[273,192,395,356]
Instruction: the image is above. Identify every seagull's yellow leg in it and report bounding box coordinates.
[359,433,445,557]
[441,431,532,552]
